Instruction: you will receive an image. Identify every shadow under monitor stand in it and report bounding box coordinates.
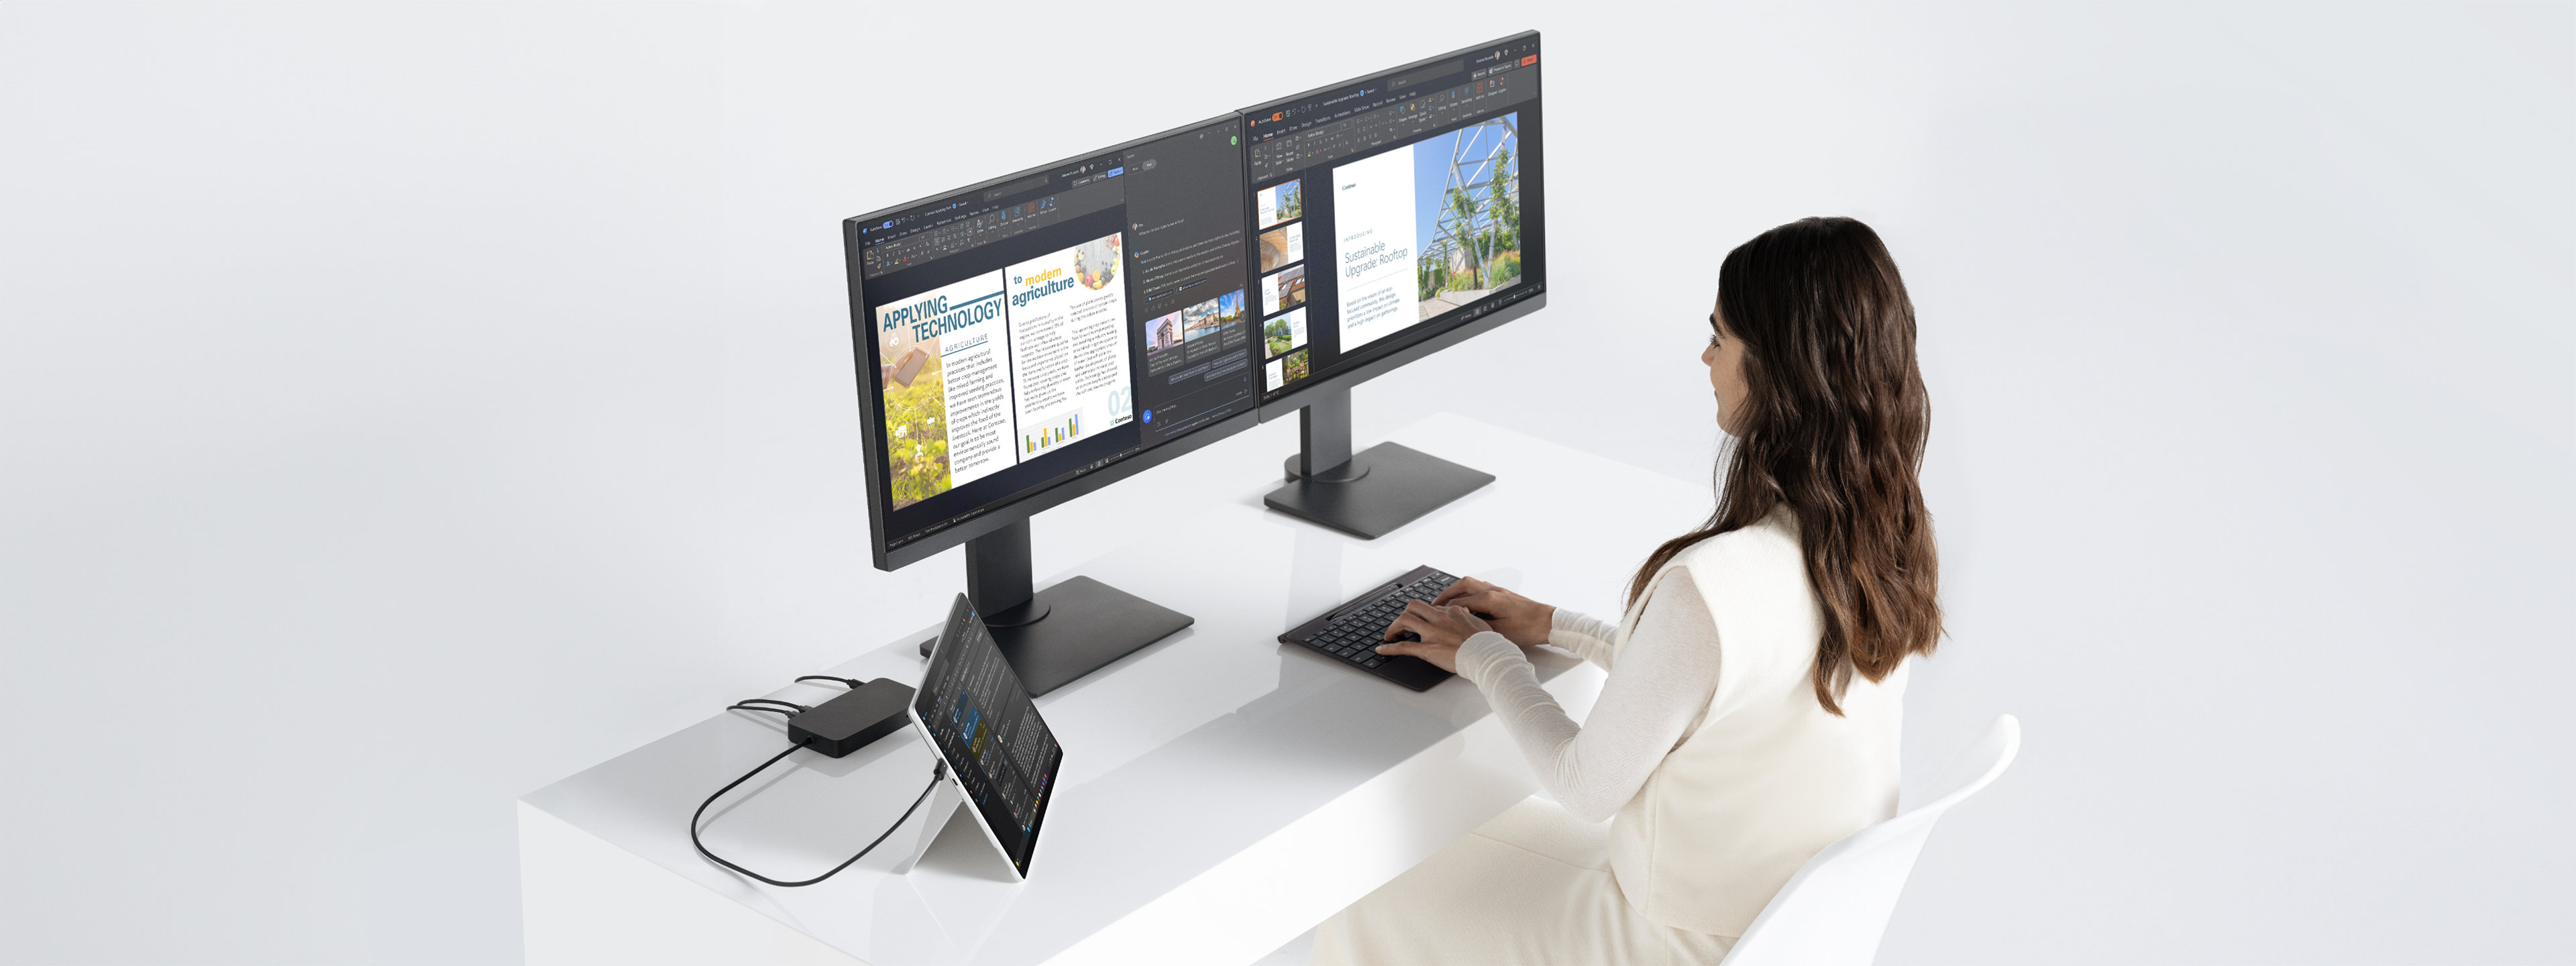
[1265,388,1494,539]
[915,519,1193,697]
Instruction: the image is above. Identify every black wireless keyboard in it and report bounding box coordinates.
[1279,566,1460,691]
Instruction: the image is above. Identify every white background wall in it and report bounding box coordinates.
[3,3,2568,963]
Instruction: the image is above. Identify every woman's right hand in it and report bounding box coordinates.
[1430,577,1556,649]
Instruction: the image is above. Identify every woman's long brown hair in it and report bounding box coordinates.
[1627,217,1940,715]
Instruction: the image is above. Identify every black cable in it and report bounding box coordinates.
[690,747,947,888]
[733,698,810,714]
[727,704,797,717]
[794,675,864,689]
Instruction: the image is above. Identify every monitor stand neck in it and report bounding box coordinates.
[953,519,1191,696]
[1284,387,1370,483]
[1265,386,1497,539]
[965,519,1046,625]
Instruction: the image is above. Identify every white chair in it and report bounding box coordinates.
[1722,714,2021,965]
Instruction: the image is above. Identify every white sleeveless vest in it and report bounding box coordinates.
[1606,508,1908,937]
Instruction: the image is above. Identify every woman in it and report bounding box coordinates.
[1317,217,1942,965]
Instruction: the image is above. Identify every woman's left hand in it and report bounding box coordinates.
[1375,600,1495,673]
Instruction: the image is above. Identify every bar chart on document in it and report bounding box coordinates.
[1025,413,1083,455]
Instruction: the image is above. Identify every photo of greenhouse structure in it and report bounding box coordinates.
[1415,112,1521,321]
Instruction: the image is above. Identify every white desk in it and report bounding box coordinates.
[519,414,1704,965]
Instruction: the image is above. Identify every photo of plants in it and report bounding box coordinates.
[1264,307,1305,358]
[881,348,950,510]
[1415,113,1521,309]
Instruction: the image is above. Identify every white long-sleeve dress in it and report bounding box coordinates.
[1314,508,1907,965]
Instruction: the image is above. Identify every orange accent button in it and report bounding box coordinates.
[1521,54,1536,66]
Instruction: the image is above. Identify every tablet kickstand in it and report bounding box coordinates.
[890,777,964,875]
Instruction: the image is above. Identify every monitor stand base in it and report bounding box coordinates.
[1265,442,1495,539]
[983,576,1191,696]
[927,520,1192,696]
[1262,388,1494,539]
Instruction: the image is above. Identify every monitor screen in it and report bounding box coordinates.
[915,594,1062,877]
[1241,34,1544,399]
[850,117,1258,554]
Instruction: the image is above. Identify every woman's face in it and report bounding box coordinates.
[1703,294,1752,435]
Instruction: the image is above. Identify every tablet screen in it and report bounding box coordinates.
[916,594,1063,877]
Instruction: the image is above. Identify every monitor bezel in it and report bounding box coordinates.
[842,115,1260,572]
[1239,30,1546,423]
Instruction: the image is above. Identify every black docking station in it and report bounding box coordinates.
[788,678,915,758]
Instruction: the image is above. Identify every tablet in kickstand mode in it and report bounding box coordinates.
[908,593,1065,879]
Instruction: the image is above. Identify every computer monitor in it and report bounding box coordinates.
[843,116,1259,695]
[1242,32,1547,538]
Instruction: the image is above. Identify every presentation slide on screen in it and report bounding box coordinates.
[873,232,1135,511]
[1265,307,1307,359]
[1261,263,1307,316]
[1258,221,1303,272]
[1330,114,1522,353]
[1257,179,1303,229]
[1264,346,1309,391]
